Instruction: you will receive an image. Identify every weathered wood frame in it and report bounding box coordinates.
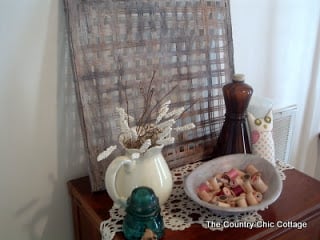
[64,0,234,191]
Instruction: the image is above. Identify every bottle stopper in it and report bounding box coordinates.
[232,73,245,82]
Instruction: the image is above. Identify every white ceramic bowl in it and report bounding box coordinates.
[184,154,282,215]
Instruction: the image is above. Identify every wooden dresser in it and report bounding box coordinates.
[68,169,320,240]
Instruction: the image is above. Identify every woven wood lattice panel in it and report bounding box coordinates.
[64,0,234,191]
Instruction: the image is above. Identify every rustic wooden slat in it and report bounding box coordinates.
[64,0,234,191]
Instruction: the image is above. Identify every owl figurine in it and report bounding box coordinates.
[247,110,275,165]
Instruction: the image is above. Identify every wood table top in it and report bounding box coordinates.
[68,168,320,240]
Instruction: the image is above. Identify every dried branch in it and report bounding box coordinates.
[137,70,157,128]
[145,84,179,122]
[97,71,196,161]
[124,79,130,128]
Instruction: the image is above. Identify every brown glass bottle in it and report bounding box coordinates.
[215,74,253,156]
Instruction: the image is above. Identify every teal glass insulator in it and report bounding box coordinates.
[123,187,164,240]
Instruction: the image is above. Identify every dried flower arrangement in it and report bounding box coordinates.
[97,71,196,162]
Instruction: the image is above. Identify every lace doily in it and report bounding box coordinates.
[275,159,294,180]
[100,161,293,240]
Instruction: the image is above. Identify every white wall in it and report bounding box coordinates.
[0,0,319,239]
[231,0,319,107]
[231,0,320,177]
[0,1,87,239]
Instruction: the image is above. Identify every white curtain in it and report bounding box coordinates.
[294,23,320,179]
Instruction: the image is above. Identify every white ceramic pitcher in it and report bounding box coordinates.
[105,145,173,207]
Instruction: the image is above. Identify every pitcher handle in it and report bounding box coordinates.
[105,156,132,208]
